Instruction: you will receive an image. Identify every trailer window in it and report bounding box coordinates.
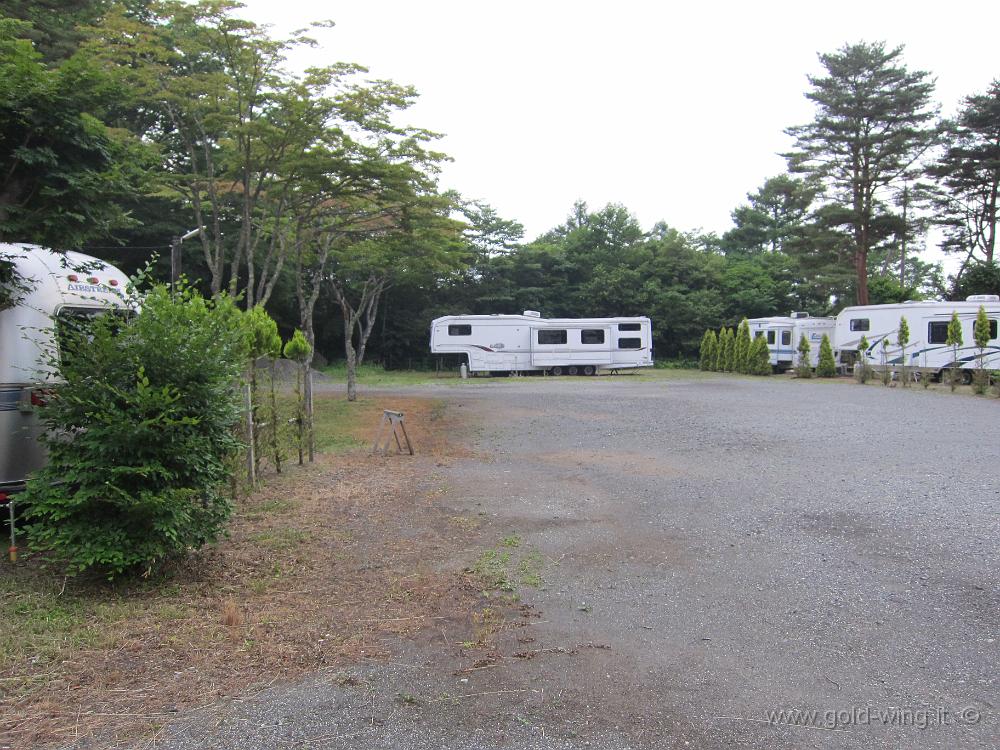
[754,331,764,339]
[581,329,605,344]
[781,331,791,346]
[766,331,775,344]
[617,337,642,349]
[618,323,641,331]
[538,329,567,345]
[978,319,1000,340]
[56,307,130,364]
[928,321,949,344]
[448,324,471,336]
[850,319,870,331]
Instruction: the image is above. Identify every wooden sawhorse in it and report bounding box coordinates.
[371,409,414,456]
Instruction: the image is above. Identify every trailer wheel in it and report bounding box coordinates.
[582,365,596,376]
[961,370,973,385]
[567,366,579,376]
[550,366,563,376]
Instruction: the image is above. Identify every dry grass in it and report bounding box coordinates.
[0,394,480,749]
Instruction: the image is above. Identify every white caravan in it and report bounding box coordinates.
[834,296,1000,381]
[429,312,653,375]
[747,313,836,370]
[1,244,130,492]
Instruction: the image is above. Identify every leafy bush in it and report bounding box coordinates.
[855,334,871,383]
[21,284,249,578]
[816,333,837,377]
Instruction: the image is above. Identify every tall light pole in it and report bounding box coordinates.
[170,226,204,291]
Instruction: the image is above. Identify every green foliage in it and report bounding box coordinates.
[951,262,1000,301]
[897,315,910,386]
[283,329,311,362]
[245,306,282,359]
[946,311,963,391]
[816,333,837,377]
[856,334,871,383]
[699,329,717,371]
[928,81,1000,266]
[749,334,771,375]
[973,304,991,351]
[880,338,891,385]
[734,318,751,373]
[785,41,938,305]
[20,284,249,578]
[796,333,812,378]
[0,18,151,247]
[721,327,736,372]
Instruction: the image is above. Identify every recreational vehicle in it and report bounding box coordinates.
[429,312,653,375]
[1,244,129,492]
[747,313,836,370]
[834,296,1000,381]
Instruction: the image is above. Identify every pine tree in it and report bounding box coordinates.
[749,334,772,375]
[897,316,911,386]
[699,329,717,371]
[817,333,837,377]
[945,311,963,391]
[735,318,752,373]
[796,333,812,378]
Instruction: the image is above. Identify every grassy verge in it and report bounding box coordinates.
[320,362,458,387]
[0,393,468,749]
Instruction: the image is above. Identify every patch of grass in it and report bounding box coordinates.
[250,528,311,550]
[467,539,544,593]
[470,549,514,591]
[320,362,458,387]
[518,551,544,588]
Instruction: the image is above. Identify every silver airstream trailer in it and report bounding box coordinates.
[0,244,130,493]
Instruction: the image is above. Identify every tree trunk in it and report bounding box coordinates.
[344,315,358,402]
[244,378,256,485]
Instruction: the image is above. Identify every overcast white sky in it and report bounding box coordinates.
[242,0,999,253]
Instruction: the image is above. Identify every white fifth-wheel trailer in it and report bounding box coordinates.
[1,244,130,493]
[834,295,1000,381]
[430,311,653,375]
[747,313,836,370]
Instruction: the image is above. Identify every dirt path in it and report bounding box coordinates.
[140,376,998,749]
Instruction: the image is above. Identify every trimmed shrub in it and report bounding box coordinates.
[721,327,736,372]
[973,305,991,394]
[945,311,963,391]
[749,334,771,375]
[816,333,837,377]
[897,315,910,386]
[21,285,249,578]
[796,333,812,378]
[855,334,871,383]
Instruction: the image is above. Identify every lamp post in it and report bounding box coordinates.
[170,226,204,291]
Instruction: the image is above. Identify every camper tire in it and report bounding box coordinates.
[567,366,579,376]
[550,366,563,376]
[582,365,596,376]
[961,370,973,385]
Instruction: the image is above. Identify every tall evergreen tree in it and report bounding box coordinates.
[927,80,1000,268]
[734,318,752,373]
[817,333,837,377]
[785,42,938,305]
[699,329,717,371]
[974,304,991,387]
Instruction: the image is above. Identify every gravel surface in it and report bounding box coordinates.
[147,374,998,750]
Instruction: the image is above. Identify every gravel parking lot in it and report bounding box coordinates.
[153,373,998,750]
